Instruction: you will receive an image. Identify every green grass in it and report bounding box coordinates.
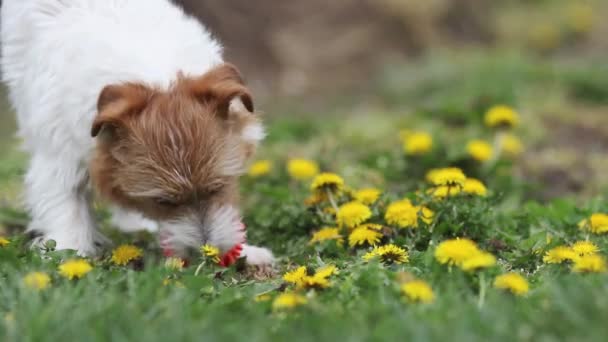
[1,196,608,341]
[1,51,608,342]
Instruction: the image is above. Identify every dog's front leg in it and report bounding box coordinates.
[25,153,105,256]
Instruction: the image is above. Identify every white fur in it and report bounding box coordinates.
[217,141,248,177]
[160,204,273,265]
[229,98,265,144]
[202,205,246,253]
[241,122,266,144]
[241,244,275,266]
[109,206,158,233]
[1,0,273,265]
[159,217,205,255]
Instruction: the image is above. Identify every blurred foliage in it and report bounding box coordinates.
[562,66,608,104]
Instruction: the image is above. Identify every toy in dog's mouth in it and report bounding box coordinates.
[160,222,246,267]
[217,243,244,267]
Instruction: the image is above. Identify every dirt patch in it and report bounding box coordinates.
[520,107,608,199]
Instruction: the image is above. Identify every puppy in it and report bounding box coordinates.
[0,0,273,266]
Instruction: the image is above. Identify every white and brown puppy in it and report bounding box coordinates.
[0,0,273,265]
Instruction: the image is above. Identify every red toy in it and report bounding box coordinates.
[160,222,246,267]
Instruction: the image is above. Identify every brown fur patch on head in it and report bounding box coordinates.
[90,63,262,222]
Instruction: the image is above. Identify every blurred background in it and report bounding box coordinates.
[179,0,607,100]
[1,0,607,203]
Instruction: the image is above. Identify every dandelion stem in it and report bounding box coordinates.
[486,130,505,172]
[478,273,487,309]
[326,189,339,213]
[194,261,206,276]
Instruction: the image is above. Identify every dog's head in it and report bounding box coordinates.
[90,63,263,254]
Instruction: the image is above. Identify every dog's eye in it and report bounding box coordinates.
[154,198,179,207]
[208,185,224,196]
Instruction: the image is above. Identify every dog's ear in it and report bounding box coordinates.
[185,63,254,120]
[185,64,263,148]
[91,83,151,137]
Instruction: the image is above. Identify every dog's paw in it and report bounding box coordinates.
[28,235,49,252]
[240,244,275,279]
[29,231,109,257]
[241,244,274,266]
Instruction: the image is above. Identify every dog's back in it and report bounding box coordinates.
[0,0,274,263]
[1,0,223,151]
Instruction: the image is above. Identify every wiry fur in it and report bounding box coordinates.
[1,0,272,265]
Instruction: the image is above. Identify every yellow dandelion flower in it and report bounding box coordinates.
[384,200,418,228]
[337,201,372,228]
[165,257,185,271]
[571,241,599,256]
[23,272,51,290]
[283,265,337,289]
[434,238,481,266]
[300,275,330,289]
[401,280,435,303]
[247,160,272,177]
[543,246,578,264]
[578,218,588,230]
[348,226,382,247]
[572,254,606,273]
[0,237,9,247]
[283,266,307,286]
[428,185,461,199]
[300,265,337,289]
[425,168,439,183]
[254,294,272,302]
[111,244,143,266]
[501,134,523,157]
[418,206,434,225]
[360,223,383,230]
[460,252,496,272]
[362,250,378,262]
[272,293,307,311]
[310,173,344,193]
[579,213,608,234]
[426,167,466,187]
[354,188,381,205]
[363,244,409,264]
[314,265,337,279]
[462,178,487,196]
[309,227,343,245]
[529,23,560,51]
[494,273,529,296]
[362,250,377,262]
[567,4,595,34]
[201,244,221,263]
[303,193,327,206]
[58,259,93,280]
[425,169,440,183]
[484,105,520,129]
[403,131,433,156]
[287,159,319,180]
[467,140,493,162]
